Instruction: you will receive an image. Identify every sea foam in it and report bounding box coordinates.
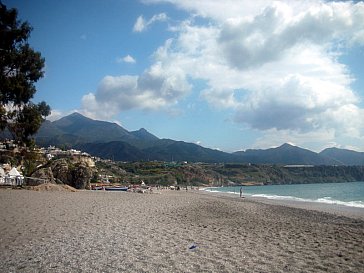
[204,186,364,208]
[249,193,364,208]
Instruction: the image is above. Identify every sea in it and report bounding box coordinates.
[204,181,364,208]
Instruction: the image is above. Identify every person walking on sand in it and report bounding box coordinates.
[240,186,243,198]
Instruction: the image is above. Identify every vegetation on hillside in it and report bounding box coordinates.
[95,161,364,187]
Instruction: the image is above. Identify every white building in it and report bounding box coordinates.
[0,167,5,184]
[4,167,24,186]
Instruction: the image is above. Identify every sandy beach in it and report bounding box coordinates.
[0,188,363,273]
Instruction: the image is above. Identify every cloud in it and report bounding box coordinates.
[133,13,168,32]
[116,54,136,64]
[233,72,357,132]
[83,0,364,149]
[133,16,146,32]
[218,1,364,70]
[46,109,75,121]
[251,128,337,152]
[143,0,275,21]
[81,63,191,119]
[216,1,363,136]
[142,0,364,139]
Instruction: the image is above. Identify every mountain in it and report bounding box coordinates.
[130,128,159,142]
[34,113,241,162]
[74,139,234,163]
[233,143,340,165]
[142,139,237,163]
[320,147,364,166]
[31,112,363,165]
[32,120,63,138]
[34,112,160,146]
[52,112,131,143]
[75,141,146,161]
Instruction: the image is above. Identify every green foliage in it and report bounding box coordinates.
[95,160,364,187]
[21,149,42,176]
[0,3,50,145]
[212,164,364,185]
[7,102,50,144]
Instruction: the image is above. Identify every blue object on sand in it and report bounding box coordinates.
[104,187,128,191]
[189,243,197,250]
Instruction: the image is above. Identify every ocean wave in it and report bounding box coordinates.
[251,194,308,202]
[315,197,364,208]
[203,188,364,208]
[203,186,364,208]
[250,194,364,208]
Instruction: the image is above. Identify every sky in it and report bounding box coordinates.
[4,0,364,152]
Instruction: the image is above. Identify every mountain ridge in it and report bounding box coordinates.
[29,112,364,165]
[320,147,364,166]
[233,143,340,165]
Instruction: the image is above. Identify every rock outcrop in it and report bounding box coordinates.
[71,162,93,189]
[31,158,95,189]
[29,167,55,185]
[50,159,71,184]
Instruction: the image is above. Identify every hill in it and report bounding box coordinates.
[97,161,364,186]
[233,143,339,165]
[320,147,364,166]
[75,141,146,161]
[35,112,159,148]
[34,113,238,162]
[52,112,131,143]
[25,112,364,165]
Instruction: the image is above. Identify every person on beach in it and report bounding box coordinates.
[240,187,243,198]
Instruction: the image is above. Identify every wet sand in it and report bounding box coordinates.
[200,190,364,221]
[0,189,363,272]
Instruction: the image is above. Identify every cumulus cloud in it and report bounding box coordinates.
[133,13,168,32]
[219,1,364,70]
[46,109,77,121]
[251,128,337,152]
[116,54,136,63]
[234,72,357,132]
[81,63,191,119]
[141,0,364,140]
[143,0,275,21]
[133,16,146,32]
[83,0,364,149]
[46,110,65,122]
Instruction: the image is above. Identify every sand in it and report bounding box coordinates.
[28,183,78,192]
[0,189,363,273]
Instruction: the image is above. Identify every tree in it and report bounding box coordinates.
[0,3,50,145]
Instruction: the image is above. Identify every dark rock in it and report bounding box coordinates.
[29,167,55,185]
[71,162,93,189]
[50,159,71,184]
[29,158,95,190]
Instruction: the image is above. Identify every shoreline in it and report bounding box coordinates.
[1,189,363,272]
[197,189,364,220]
[250,196,364,220]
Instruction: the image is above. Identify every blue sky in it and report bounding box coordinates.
[5,0,364,152]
